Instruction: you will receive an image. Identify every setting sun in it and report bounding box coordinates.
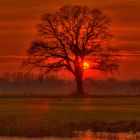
[83,62,90,69]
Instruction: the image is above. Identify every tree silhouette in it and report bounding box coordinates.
[25,5,119,96]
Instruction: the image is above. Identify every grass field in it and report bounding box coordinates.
[0,96,140,121]
[0,96,140,137]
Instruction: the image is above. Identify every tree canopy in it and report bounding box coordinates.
[25,5,119,95]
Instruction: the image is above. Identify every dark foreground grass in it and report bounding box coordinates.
[0,97,139,137]
[0,118,140,137]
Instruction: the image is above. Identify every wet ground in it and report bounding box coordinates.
[0,132,140,140]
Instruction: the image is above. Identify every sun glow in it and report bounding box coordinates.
[83,62,90,69]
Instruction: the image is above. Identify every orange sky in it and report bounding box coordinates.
[0,0,140,79]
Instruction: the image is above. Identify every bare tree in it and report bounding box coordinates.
[25,5,119,96]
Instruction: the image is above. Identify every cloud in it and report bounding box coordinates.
[0,0,140,78]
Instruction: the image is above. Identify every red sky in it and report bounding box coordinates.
[0,0,140,80]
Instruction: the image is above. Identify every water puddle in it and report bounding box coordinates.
[0,131,140,140]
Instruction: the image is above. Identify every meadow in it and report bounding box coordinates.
[0,96,140,137]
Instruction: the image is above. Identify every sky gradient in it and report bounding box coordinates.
[0,0,140,79]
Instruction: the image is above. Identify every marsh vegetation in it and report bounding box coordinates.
[0,97,139,137]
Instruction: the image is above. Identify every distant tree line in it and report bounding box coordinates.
[0,72,139,96]
[0,72,71,96]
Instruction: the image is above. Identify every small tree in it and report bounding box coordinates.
[25,5,119,96]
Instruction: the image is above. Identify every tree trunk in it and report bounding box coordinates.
[75,72,85,96]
